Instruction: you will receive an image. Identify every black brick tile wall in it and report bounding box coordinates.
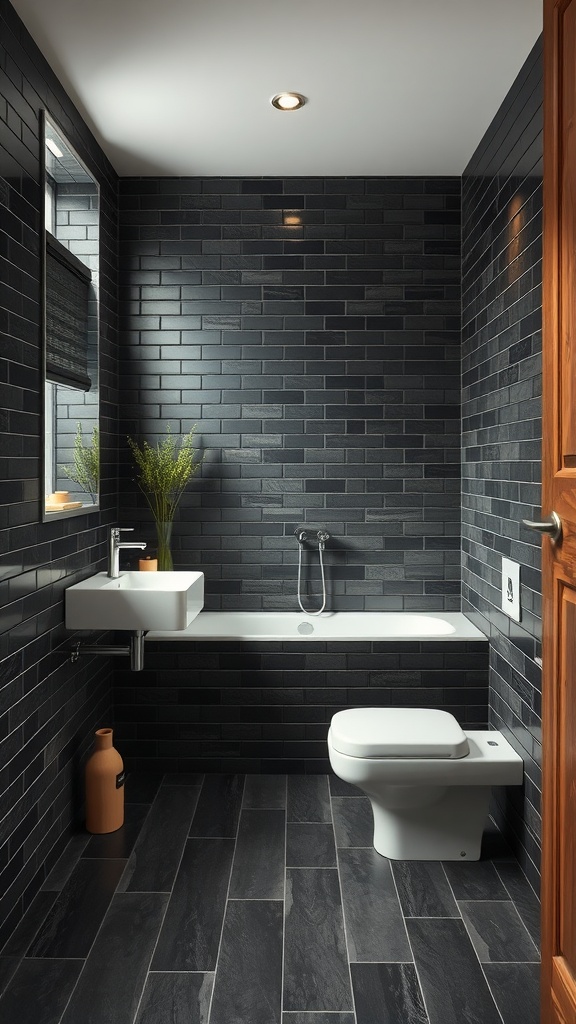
[117,175,462,613]
[114,640,488,774]
[0,3,119,944]
[461,39,543,891]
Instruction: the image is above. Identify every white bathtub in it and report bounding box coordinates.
[147,611,486,642]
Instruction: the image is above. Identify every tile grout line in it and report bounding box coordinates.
[204,773,246,1024]
[388,859,433,1024]
[129,773,206,1024]
[329,775,359,1024]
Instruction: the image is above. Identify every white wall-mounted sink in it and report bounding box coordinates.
[65,570,204,631]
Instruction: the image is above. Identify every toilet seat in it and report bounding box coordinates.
[330,707,470,759]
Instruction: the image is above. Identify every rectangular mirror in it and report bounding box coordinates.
[42,111,100,520]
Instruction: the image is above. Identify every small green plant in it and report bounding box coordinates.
[61,423,99,503]
[127,425,202,569]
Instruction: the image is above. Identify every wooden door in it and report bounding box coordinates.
[542,1,576,1020]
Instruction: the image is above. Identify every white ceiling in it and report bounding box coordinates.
[11,0,542,177]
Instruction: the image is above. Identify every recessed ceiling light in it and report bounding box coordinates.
[271,93,306,111]
[46,138,63,159]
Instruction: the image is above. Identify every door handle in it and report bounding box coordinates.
[522,511,562,543]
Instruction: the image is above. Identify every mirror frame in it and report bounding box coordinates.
[41,110,101,522]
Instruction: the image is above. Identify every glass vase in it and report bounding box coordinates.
[155,520,174,571]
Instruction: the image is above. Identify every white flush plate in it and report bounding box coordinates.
[501,558,521,622]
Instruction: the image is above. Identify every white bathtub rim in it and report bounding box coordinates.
[147,611,487,642]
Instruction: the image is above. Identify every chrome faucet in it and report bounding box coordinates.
[108,527,147,579]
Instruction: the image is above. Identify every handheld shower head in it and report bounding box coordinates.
[294,528,307,544]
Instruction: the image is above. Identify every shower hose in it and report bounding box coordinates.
[295,529,329,616]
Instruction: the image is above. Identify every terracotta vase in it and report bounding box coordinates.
[85,728,125,834]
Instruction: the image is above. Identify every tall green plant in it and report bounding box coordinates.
[127,425,202,525]
[61,423,99,503]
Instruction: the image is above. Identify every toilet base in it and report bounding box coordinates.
[366,783,492,861]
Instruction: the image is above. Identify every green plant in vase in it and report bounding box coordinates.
[127,425,202,570]
[61,423,99,503]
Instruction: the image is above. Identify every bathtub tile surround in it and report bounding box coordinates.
[462,38,543,891]
[118,174,461,614]
[0,774,540,1024]
[115,636,488,772]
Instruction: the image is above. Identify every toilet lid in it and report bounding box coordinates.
[330,708,470,758]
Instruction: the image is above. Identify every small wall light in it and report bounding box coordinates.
[271,92,306,111]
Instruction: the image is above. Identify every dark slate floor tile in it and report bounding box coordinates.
[338,848,411,962]
[283,1015,355,1024]
[442,860,509,901]
[391,860,459,918]
[118,785,201,893]
[286,823,337,867]
[459,900,540,962]
[1,891,58,955]
[287,775,331,823]
[243,774,286,808]
[27,858,126,958]
[0,958,83,1024]
[331,796,373,848]
[152,838,234,971]
[407,918,502,1024]
[41,834,91,891]
[161,772,205,786]
[60,892,168,1024]
[134,972,214,1024]
[484,963,540,1024]
[328,775,363,797]
[209,900,283,1024]
[82,803,150,859]
[283,868,353,1012]
[351,962,428,1024]
[493,859,541,946]
[229,809,285,899]
[125,772,164,803]
[0,957,19,998]
[189,774,244,837]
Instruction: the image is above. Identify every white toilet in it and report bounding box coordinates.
[327,707,523,861]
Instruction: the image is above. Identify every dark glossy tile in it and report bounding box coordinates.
[125,772,164,802]
[209,900,283,1024]
[41,834,91,890]
[351,962,428,1024]
[152,838,234,971]
[0,958,83,1024]
[286,823,336,867]
[283,1015,355,1024]
[229,809,285,898]
[243,774,286,808]
[331,796,373,848]
[338,848,411,961]
[407,918,502,1024]
[283,868,353,1012]
[1,891,58,955]
[391,860,459,918]
[161,772,205,786]
[442,860,509,901]
[82,803,150,859]
[189,774,244,837]
[459,900,539,962]
[119,785,201,892]
[27,858,126,958]
[60,892,168,1024]
[494,859,541,946]
[328,775,363,797]
[287,775,331,822]
[135,972,214,1024]
[484,963,540,1024]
